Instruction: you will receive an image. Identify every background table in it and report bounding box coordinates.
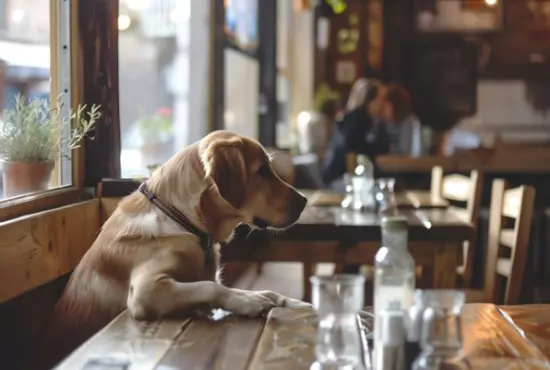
[223,205,473,301]
[305,189,449,209]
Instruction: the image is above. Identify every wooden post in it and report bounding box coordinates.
[77,0,121,185]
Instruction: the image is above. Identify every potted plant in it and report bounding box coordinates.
[0,94,101,197]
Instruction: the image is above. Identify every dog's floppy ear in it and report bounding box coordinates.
[201,138,247,209]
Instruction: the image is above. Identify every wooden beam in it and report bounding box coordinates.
[77,0,121,185]
[258,0,277,147]
[0,200,100,304]
[211,0,225,131]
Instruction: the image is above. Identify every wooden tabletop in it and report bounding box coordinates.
[228,206,472,245]
[55,304,550,370]
[305,189,449,209]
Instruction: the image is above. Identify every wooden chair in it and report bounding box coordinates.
[466,180,536,304]
[430,166,483,287]
[467,180,535,305]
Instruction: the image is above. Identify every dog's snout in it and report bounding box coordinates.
[285,191,307,224]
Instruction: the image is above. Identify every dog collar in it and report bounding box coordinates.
[138,183,212,264]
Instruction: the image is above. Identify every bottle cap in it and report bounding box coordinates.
[356,154,370,165]
[381,215,408,232]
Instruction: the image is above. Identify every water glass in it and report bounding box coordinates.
[374,178,396,212]
[351,176,375,210]
[341,173,354,209]
[310,274,367,370]
[412,290,470,370]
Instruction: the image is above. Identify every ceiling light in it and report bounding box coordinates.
[118,14,132,31]
[484,0,498,7]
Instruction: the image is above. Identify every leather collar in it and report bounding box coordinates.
[138,182,212,264]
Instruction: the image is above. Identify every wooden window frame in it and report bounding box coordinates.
[0,0,120,222]
[0,0,120,306]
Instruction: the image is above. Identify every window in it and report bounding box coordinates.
[0,0,75,201]
[119,0,180,178]
[119,0,211,178]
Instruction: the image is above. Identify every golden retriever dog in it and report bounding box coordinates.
[28,130,309,370]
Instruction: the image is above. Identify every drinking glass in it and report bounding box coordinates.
[351,175,375,210]
[412,290,470,370]
[310,274,367,370]
[341,174,354,209]
[374,178,397,212]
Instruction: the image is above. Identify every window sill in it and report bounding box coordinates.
[0,187,90,222]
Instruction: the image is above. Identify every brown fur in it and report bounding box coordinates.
[26,131,308,370]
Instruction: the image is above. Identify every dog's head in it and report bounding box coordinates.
[199,131,307,229]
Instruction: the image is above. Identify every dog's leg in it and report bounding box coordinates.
[128,276,308,319]
[128,259,311,319]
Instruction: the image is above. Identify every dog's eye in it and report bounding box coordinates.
[258,164,270,178]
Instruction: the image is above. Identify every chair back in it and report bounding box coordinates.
[431,166,483,286]
[484,180,535,304]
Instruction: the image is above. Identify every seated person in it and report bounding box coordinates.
[384,85,433,157]
[321,79,412,191]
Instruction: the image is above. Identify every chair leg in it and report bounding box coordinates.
[417,266,432,289]
[303,263,314,302]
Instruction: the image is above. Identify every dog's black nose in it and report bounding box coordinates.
[233,222,253,237]
[295,192,308,212]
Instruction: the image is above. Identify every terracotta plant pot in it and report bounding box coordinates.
[1,161,55,198]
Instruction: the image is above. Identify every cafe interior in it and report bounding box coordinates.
[2,0,550,368]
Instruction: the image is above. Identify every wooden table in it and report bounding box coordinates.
[55,304,550,369]
[306,189,449,209]
[223,205,473,301]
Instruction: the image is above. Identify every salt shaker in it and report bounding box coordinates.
[373,304,406,370]
[405,290,425,368]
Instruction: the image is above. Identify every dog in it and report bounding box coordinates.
[28,130,309,370]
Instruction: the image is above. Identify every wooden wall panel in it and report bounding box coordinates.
[0,200,100,304]
[0,274,70,370]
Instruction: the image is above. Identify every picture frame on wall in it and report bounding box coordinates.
[335,60,356,84]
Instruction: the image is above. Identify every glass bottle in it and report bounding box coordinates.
[373,216,416,366]
[412,290,470,370]
[310,274,367,370]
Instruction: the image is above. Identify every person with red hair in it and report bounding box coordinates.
[322,79,425,191]
[382,84,431,157]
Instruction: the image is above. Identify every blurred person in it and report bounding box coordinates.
[321,79,415,191]
[383,84,433,157]
[321,78,382,190]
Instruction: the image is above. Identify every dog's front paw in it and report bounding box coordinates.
[282,297,313,310]
[254,290,312,310]
[225,291,278,317]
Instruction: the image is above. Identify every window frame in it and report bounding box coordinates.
[0,0,120,221]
